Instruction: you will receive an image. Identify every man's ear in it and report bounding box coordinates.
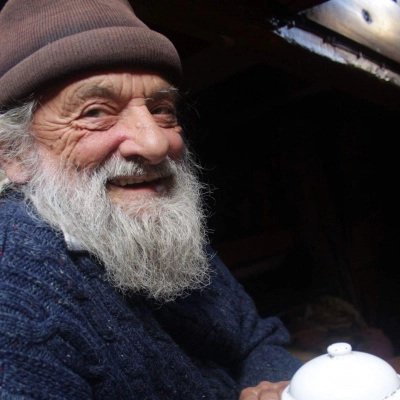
[0,158,30,183]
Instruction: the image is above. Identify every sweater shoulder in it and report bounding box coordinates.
[0,191,66,263]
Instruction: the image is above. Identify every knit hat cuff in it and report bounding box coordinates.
[0,26,182,109]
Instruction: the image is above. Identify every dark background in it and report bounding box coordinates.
[128,0,400,359]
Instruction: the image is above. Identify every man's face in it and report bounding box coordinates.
[24,71,210,301]
[31,71,185,208]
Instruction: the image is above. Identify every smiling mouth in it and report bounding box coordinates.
[107,175,171,194]
[109,176,161,187]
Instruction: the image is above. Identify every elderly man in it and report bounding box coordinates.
[0,0,302,398]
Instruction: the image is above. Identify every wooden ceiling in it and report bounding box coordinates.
[129,0,400,111]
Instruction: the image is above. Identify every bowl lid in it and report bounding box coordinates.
[282,342,400,400]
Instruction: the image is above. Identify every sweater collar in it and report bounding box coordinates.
[63,230,88,252]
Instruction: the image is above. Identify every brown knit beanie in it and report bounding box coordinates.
[0,0,182,110]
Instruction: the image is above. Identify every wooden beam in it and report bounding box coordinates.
[305,0,400,66]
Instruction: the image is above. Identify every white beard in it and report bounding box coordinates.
[22,151,211,302]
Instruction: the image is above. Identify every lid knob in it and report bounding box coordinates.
[327,342,352,357]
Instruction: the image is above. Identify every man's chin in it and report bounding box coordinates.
[109,195,163,218]
[108,187,166,210]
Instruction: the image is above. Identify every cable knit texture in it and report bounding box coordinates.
[0,191,302,399]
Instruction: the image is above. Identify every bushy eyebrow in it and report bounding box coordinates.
[76,85,116,101]
[145,85,179,103]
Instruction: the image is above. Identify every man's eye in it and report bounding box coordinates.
[82,108,107,118]
[152,106,175,115]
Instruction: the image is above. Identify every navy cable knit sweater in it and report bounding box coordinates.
[0,191,302,399]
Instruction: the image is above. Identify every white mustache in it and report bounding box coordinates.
[94,156,176,183]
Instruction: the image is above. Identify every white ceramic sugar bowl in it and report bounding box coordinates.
[282,342,400,400]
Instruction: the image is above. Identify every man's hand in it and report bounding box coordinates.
[239,380,290,400]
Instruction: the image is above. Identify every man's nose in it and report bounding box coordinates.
[118,107,170,164]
